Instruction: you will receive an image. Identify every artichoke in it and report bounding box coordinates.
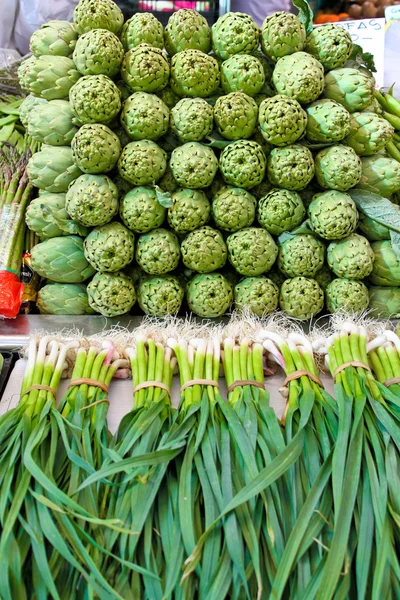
[72,28,124,77]
[31,235,95,283]
[157,86,180,109]
[261,12,306,61]
[324,68,374,112]
[19,95,47,127]
[212,186,256,232]
[18,55,80,100]
[121,92,169,141]
[315,145,361,191]
[121,13,164,51]
[26,193,89,239]
[171,98,214,143]
[220,54,265,97]
[121,186,166,233]
[211,12,259,60]
[272,51,324,105]
[214,92,258,140]
[344,112,394,156]
[187,273,233,317]
[168,189,210,234]
[121,44,170,93]
[314,265,333,291]
[165,9,211,55]
[368,287,400,318]
[369,240,400,286]
[136,228,180,275]
[326,278,369,314]
[358,213,391,241]
[118,140,167,186]
[66,174,119,227]
[234,276,279,317]
[259,95,307,146]
[27,145,81,193]
[170,142,218,189]
[279,276,324,320]
[73,0,123,35]
[84,222,134,273]
[69,75,121,125]
[327,233,374,279]
[267,145,315,191]
[87,272,136,317]
[308,190,358,240]
[30,20,78,57]
[170,50,220,98]
[306,24,353,71]
[357,155,400,198]
[138,275,184,316]
[27,100,78,146]
[305,99,351,143]
[71,124,121,174]
[220,140,266,189]
[278,234,325,278]
[257,188,305,235]
[181,226,227,273]
[37,283,96,315]
[227,227,278,276]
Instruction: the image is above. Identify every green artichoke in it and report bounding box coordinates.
[121,13,164,51]
[31,235,95,283]
[272,51,324,105]
[121,92,169,141]
[344,112,394,156]
[357,155,400,198]
[220,140,266,189]
[306,24,353,71]
[72,28,124,77]
[305,99,351,143]
[165,9,211,55]
[27,145,81,193]
[234,276,279,317]
[18,55,80,100]
[368,287,400,318]
[27,99,78,145]
[66,174,119,227]
[278,234,325,278]
[267,145,315,191]
[227,227,278,276]
[138,275,184,316]
[259,95,307,146]
[279,276,324,320]
[220,54,265,97]
[314,264,333,291]
[187,273,233,317]
[257,188,305,235]
[168,189,210,234]
[211,12,259,60]
[136,228,180,275]
[120,186,166,233]
[121,44,170,93]
[324,68,374,112]
[326,278,369,314]
[84,222,134,273]
[87,272,136,316]
[26,193,89,239]
[37,283,96,315]
[261,12,306,61]
[327,233,374,279]
[212,186,256,232]
[170,142,218,189]
[72,124,121,173]
[118,140,167,186]
[315,145,361,191]
[358,213,391,241]
[170,50,220,98]
[73,0,123,35]
[171,98,214,143]
[214,92,258,140]
[181,226,227,273]
[308,190,358,240]
[369,240,400,286]
[156,86,181,109]
[69,75,121,125]
[30,20,78,57]
[19,95,47,127]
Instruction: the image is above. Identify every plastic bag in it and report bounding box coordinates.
[0,271,24,319]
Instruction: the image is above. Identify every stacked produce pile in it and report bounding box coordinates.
[18,0,400,320]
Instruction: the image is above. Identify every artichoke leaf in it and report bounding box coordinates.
[154,185,173,208]
[349,189,400,233]
[203,131,233,150]
[292,0,314,35]
[300,139,334,151]
[390,231,400,262]
[348,44,376,73]
[277,219,314,246]
[41,203,89,237]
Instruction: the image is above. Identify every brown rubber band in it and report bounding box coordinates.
[383,377,400,387]
[133,381,171,396]
[68,378,108,393]
[334,362,371,378]
[283,370,324,389]
[181,379,219,392]
[80,399,110,412]
[280,402,290,426]
[227,380,265,393]
[22,384,57,397]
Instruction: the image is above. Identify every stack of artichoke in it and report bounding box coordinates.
[20,1,400,318]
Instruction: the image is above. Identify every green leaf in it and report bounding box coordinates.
[203,132,234,149]
[293,0,314,35]
[349,43,377,73]
[154,185,173,208]
[349,189,400,235]
[277,219,314,245]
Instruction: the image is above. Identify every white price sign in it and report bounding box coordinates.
[385,5,400,21]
